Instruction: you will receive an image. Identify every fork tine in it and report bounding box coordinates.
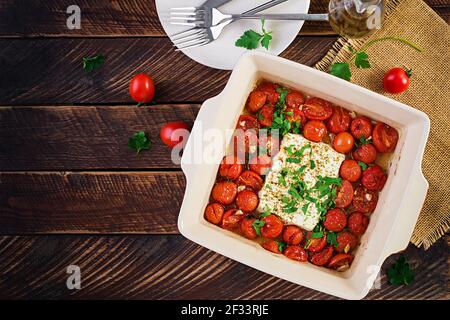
[175,38,211,51]
[170,16,203,21]
[173,32,208,46]
[169,27,198,40]
[170,21,203,27]
[170,7,197,11]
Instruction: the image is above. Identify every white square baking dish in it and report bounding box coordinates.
[178,51,430,300]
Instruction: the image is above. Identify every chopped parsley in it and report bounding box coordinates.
[358,161,368,170]
[252,219,265,236]
[326,232,339,247]
[387,256,415,285]
[275,240,287,253]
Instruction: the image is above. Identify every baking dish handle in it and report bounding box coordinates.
[382,170,429,258]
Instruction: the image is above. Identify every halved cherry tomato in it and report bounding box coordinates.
[327,253,354,270]
[236,115,260,131]
[237,170,264,191]
[333,132,354,154]
[236,190,259,212]
[383,67,411,94]
[241,216,258,240]
[372,123,399,153]
[222,209,245,230]
[283,225,304,245]
[258,105,274,127]
[326,106,351,134]
[284,245,308,262]
[303,120,327,142]
[361,164,387,191]
[160,121,190,148]
[285,107,307,126]
[261,240,281,254]
[347,212,369,235]
[310,246,334,266]
[305,232,327,252]
[211,181,237,205]
[285,91,305,108]
[323,208,347,232]
[336,231,358,253]
[339,159,362,182]
[350,116,373,139]
[129,73,155,103]
[219,155,243,180]
[334,180,354,208]
[249,155,272,175]
[352,186,378,213]
[257,82,280,104]
[261,215,283,239]
[303,97,333,120]
[204,203,224,225]
[247,90,267,113]
[353,144,377,164]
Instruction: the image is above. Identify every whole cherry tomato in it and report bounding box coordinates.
[353,144,377,164]
[247,90,267,113]
[303,120,327,142]
[361,165,387,191]
[204,203,224,225]
[350,116,373,139]
[336,231,358,253]
[285,91,305,108]
[347,212,369,235]
[237,170,264,190]
[283,225,304,245]
[219,155,243,180]
[334,180,354,208]
[352,186,378,213]
[326,106,351,134]
[236,190,259,212]
[222,209,244,230]
[323,208,347,232]
[303,97,333,120]
[211,181,237,205]
[241,216,258,240]
[383,67,411,94]
[258,105,275,127]
[284,246,308,262]
[261,240,281,254]
[310,246,334,266]
[261,215,284,239]
[305,232,327,252]
[339,159,362,182]
[160,121,190,148]
[249,155,272,175]
[372,122,399,153]
[129,73,155,103]
[327,253,354,270]
[333,132,354,154]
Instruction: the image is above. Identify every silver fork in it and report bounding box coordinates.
[170,0,287,50]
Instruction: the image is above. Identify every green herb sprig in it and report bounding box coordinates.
[128,131,151,155]
[235,18,273,50]
[82,54,105,72]
[387,256,415,285]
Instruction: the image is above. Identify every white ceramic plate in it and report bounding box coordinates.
[155,0,311,70]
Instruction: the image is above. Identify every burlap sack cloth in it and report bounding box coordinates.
[315,0,450,249]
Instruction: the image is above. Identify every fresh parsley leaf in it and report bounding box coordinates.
[326,232,339,247]
[276,240,287,253]
[301,202,310,214]
[252,219,265,236]
[330,62,351,81]
[310,160,316,169]
[355,51,371,69]
[260,211,271,218]
[235,30,262,50]
[261,33,272,50]
[309,231,324,239]
[387,256,415,285]
[286,158,301,163]
[128,131,151,155]
[358,161,368,170]
[83,54,105,72]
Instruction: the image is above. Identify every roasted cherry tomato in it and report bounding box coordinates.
[383,67,411,94]
[211,181,237,205]
[233,129,258,157]
[372,123,399,153]
[339,159,362,182]
[261,215,284,239]
[204,203,224,225]
[129,73,155,103]
[350,116,373,139]
[333,132,355,154]
[323,208,347,232]
[303,120,327,142]
[237,170,264,191]
[247,90,267,113]
[336,231,358,253]
[219,155,243,180]
[222,209,245,230]
[327,253,354,270]
[285,91,305,108]
[258,105,274,127]
[160,121,190,148]
[310,246,334,266]
[241,216,258,240]
[352,186,378,213]
[261,240,281,254]
[236,190,259,212]
[283,225,304,245]
[284,245,308,262]
[257,82,280,104]
[334,180,354,208]
[249,155,272,175]
[260,134,280,156]
[347,212,369,235]
[305,232,327,252]
[236,115,260,131]
[303,97,333,120]
[326,106,351,134]
[361,165,387,191]
[353,143,377,164]
[285,107,307,126]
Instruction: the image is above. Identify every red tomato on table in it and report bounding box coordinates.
[129,73,155,103]
[160,121,190,148]
[383,67,411,94]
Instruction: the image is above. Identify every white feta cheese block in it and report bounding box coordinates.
[257,133,345,231]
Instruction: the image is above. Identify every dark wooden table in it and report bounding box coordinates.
[0,0,448,300]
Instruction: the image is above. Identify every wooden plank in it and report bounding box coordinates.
[0,105,199,170]
[0,0,447,37]
[0,36,336,105]
[0,172,184,234]
[0,235,447,299]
